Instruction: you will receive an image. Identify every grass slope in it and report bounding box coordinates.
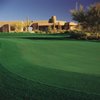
[0,38,100,100]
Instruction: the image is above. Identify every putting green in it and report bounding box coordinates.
[0,38,100,99]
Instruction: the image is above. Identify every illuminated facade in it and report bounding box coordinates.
[0,16,78,33]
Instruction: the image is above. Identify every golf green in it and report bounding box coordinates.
[0,38,100,100]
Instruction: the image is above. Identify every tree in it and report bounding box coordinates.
[71,3,100,34]
[47,25,52,33]
[23,20,32,32]
[13,22,23,32]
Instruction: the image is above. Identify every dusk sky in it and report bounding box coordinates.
[0,0,99,21]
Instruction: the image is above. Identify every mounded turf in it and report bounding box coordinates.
[0,38,100,100]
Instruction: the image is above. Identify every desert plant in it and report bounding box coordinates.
[71,3,100,34]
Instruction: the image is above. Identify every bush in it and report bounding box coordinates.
[87,35,100,40]
[65,31,87,40]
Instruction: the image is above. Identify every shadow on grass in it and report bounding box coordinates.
[0,63,100,100]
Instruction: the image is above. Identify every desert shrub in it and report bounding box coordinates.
[65,31,87,40]
[87,34,100,40]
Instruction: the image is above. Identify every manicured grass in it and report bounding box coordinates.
[0,38,100,100]
[0,32,70,40]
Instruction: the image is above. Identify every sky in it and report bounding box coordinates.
[0,0,99,22]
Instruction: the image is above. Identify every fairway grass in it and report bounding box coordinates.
[0,38,100,100]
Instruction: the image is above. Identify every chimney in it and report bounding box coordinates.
[52,16,57,23]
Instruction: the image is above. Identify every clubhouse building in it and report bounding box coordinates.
[0,16,78,33]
